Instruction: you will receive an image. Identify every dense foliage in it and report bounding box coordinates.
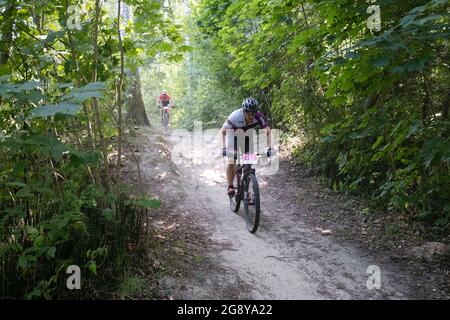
[0,0,184,298]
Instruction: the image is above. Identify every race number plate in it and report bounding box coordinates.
[243,153,257,164]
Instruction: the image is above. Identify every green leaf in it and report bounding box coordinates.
[33,235,45,247]
[384,40,407,51]
[434,216,449,226]
[178,45,193,52]
[6,181,28,188]
[15,81,43,92]
[61,82,106,102]
[102,208,113,221]
[409,4,428,15]
[47,247,57,258]
[0,74,11,82]
[444,204,450,213]
[371,56,391,68]
[0,64,11,76]
[16,187,33,198]
[44,30,65,43]
[407,121,422,138]
[400,14,417,27]
[30,103,81,118]
[69,149,100,166]
[82,81,107,91]
[87,260,97,275]
[62,91,103,102]
[372,136,384,150]
[389,65,405,74]
[35,187,52,194]
[413,14,447,26]
[18,255,28,269]
[158,42,172,52]
[106,193,117,205]
[322,135,337,143]
[58,83,74,89]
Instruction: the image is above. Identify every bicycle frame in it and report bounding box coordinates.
[232,153,258,198]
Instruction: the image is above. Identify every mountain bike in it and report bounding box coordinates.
[158,104,174,131]
[229,152,261,233]
[162,106,170,130]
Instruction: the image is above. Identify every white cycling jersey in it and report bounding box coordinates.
[222,108,269,153]
[222,108,268,131]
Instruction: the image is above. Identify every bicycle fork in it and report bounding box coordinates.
[241,168,256,205]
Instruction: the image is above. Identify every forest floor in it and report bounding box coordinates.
[120,125,449,300]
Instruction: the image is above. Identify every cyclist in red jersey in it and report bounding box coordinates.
[156,90,174,123]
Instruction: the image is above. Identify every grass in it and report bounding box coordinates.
[117,275,148,297]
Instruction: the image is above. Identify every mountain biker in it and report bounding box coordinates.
[219,97,273,197]
[156,90,174,123]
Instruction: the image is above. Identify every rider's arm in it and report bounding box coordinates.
[219,127,227,149]
[266,125,272,149]
[220,117,234,149]
[156,97,161,108]
[256,112,273,149]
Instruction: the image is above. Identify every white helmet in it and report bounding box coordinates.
[161,90,168,95]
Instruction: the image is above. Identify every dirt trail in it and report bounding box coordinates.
[133,127,425,300]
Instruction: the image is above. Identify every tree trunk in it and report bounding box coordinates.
[422,74,434,126]
[117,0,125,166]
[0,0,15,65]
[64,0,96,151]
[92,0,113,194]
[442,91,450,121]
[64,0,100,186]
[0,0,15,106]
[365,92,379,109]
[126,69,151,126]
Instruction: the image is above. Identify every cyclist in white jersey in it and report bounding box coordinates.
[219,98,273,196]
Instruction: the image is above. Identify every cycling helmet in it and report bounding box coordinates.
[242,97,259,112]
[161,90,168,95]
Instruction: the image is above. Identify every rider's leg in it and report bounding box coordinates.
[227,163,236,188]
[225,134,237,196]
[226,163,236,196]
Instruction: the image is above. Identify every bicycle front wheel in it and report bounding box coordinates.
[230,172,241,213]
[244,173,260,233]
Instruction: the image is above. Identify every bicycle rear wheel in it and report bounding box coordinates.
[244,173,260,233]
[163,112,169,130]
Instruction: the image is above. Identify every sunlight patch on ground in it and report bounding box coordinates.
[259,179,268,187]
[199,169,225,186]
[158,171,168,180]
